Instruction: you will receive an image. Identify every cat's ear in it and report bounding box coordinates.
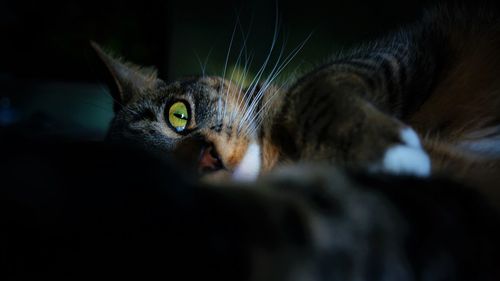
[90,41,159,110]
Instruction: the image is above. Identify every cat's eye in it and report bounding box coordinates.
[167,101,190,132]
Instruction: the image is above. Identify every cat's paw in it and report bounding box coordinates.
[373,128,431,177]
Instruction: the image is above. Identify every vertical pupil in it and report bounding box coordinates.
[174,112,186,120]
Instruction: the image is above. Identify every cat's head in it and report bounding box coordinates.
[92,42,281,182]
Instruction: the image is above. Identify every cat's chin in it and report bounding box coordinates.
[199,142,262,183]
[232,142,261,182]
[199,169,233,183]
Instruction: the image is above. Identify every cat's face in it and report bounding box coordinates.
[93,43,271,182]
[109,76,263,182]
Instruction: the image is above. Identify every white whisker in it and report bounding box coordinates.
[220,16,240,124]
[232,53,254,124]
[230,16,254,124]
[193,50,206,77]
[237,14,281,134]
[241,32,312,136]
[240,32,288,132]
[259,32,312,95]
[246,63,303,136]
[203,46,215,75]
[224,16,252,125]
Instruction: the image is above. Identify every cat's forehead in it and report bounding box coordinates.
[161,76,236,97]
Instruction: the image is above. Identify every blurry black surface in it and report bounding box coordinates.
[1,127,500,280]
[0,127,246,280]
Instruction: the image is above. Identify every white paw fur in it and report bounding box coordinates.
[380,128,431,177]
[232,142,261,181]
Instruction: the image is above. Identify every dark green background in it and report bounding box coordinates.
[0,0,430,139]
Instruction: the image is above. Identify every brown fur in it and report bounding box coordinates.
[95,4,500,191]
[403,20,500,192]
[422,137,500,210]
[409,27,500,140]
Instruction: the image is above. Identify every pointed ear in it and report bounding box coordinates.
[90,41,159,110]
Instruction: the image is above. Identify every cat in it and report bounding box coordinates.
[92,3,500,198]
[3,3,500,281]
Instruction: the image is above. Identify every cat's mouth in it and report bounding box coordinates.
[194,139,261,182]
[198,143,224,174]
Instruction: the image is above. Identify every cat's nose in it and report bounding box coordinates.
[198,143,223,173]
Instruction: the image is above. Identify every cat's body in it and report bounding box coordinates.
[264,3,500,199]
[259,3,500,188]
[94,3,500,195]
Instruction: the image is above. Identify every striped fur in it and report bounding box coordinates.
[263,3,500,191]
[96,3,500,190]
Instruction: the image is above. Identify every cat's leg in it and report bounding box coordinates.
[267,6,500,177]
[376,127,430,176]
[270,74,430,176]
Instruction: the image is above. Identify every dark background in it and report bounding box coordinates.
[0,0,429,139]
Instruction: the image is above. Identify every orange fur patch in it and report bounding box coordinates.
[409,29,500,141]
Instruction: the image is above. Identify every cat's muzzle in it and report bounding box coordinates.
[198,142,224,174]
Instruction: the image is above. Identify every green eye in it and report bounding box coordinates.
[167,101,189,132]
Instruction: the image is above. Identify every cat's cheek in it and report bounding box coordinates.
[372,128,431,177]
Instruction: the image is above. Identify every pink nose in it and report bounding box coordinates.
[198,144,223,173]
